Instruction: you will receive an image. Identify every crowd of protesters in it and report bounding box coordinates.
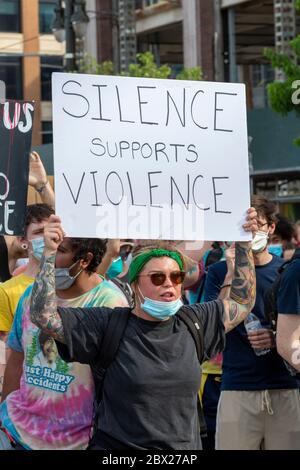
[0,152,299,450]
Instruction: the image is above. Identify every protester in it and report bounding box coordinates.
[268,213,296,257]
[28,209,257,450]
[276,248,300,374]
[282,241,297,261]
[211,196,300,450]
[0,204,54,399]
[0,230,128,450]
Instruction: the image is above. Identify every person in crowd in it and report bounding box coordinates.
[282,241,297,261]
[28,208,257,450]
[0,204,55,399]
[209,196,300,450]
[0,229,128,450]
[276,246,300,374]
[268,214,296,257]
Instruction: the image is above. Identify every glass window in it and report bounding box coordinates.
[41,121,53,144]
[41,56,63,101]
[0,56,22,100]
[39,0,56,34]
[0,0,20,32]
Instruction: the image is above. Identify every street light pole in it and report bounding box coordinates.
[64,0,76,72]
[52,0,89,72]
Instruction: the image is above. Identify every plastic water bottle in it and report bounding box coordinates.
[244,313,271,356]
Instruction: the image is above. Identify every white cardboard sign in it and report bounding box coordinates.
[52,73,251,241]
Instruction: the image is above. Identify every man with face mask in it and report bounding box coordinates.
[0,205,55,398]
[0,222,128,450]
[204,196,300,450]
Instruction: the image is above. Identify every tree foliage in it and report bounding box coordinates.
[78,51,202,81]
[265,2,300,144]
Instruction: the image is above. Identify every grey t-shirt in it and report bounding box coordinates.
[56,300,225,450]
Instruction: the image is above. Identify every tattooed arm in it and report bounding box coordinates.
[222,242,256,333]
[30,215,65,343]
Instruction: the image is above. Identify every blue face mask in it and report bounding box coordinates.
[55,261,82,290]
[268,244,283,257]
[107,257,123,279]
[30,237,45,261]
[138,286,183,321]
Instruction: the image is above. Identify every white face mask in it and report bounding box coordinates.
[251,230,269,253]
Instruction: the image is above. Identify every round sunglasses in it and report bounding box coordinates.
[138,271,186,286]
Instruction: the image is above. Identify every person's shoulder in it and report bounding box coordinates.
[271,255,286,267]
[207,260,227,275]
[0,273,32,291]
[98,279,129,306]
[181,299,223,317]
[18,284,34,304]
[284,256,300,275]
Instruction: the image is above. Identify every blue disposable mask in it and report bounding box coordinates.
[30,237,45,261]
[55,261,83,290]
[138,286,183,321]
[107,256,123,279]
[268,244,283,257]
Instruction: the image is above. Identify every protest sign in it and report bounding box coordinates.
[0,100,34,235]
[52,73,250,241]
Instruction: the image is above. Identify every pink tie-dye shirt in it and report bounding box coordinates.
[0,280,128,450]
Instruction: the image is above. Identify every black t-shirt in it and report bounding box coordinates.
[278,258,300,315]
[204,256,297,391]
[56,301,225,450]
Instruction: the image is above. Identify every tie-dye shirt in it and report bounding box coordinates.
[0,279,128,450]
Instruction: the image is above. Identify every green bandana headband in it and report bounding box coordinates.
[128,249,184,284]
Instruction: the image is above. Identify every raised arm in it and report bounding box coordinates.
[29,151,55,209]
[30,215,65,343]
[222,209,257,333]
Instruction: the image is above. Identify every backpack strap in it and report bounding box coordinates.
[90,308,131,443]
[177,307,204,363]
[176,307,207,439]
[93,307,131,399]
[110,278,134,308]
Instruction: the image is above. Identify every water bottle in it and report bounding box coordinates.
[244,313,271,356]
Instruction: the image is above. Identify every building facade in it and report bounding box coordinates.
[0,0,64,146]
[132,0,300,219]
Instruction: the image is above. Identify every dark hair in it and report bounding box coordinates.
[24,204,55,236]
[284,241,297,250]
[273,214,296,243]
[68,238,107,274]
[38,332,54,349]
[251,195,277,226]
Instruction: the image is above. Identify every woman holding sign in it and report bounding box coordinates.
[29,210,257,450]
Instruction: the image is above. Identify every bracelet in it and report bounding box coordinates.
[35,180,48,193]
[220,283,232,290]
